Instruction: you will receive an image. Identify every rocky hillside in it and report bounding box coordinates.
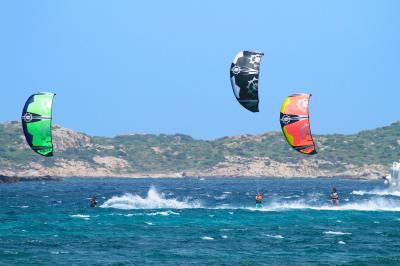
[1,121,399,179]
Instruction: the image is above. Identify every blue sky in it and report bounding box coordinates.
[1,0,399,139]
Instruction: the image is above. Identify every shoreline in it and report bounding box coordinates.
[65,175,380,180]
[0,175,63,184]
[0,174,381,183]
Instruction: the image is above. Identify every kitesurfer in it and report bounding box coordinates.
[330,187,339,206]
[90,196,97,208]
[255,192,263,208]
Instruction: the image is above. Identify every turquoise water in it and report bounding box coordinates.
[1,178,400,265]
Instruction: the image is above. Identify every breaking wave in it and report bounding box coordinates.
[351,189,400,197]
[100,187,201,209]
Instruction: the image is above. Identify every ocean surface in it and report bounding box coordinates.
[1,177,400,265]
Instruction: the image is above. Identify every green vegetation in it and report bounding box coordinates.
[1,121,399,173]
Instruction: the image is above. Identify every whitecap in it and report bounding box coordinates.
[352,190,365,195]
[283,195,300,199]
[351,189,400,197]
[146,210,179,216]
[264,234,284,239]
[201,236,214,240]
[221,235,228,239]
[324,231,351,235]
[338,241,346,245]
[144,222,153,225]
[70,214,90,220]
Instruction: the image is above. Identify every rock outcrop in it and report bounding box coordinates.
[0,121,398,179]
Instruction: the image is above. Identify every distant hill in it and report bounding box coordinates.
[1,121,399,179]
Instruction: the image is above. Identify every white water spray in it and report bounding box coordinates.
[100,186,201,209]
[384,162,400,188]
[351,162,400,198]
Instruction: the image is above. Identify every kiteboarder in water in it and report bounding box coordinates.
[331,187,339,206]
[90,196,97,208]
[255,192,263,208]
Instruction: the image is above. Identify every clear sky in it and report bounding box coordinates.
[1,0,399,139]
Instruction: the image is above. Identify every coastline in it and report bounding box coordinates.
[0,122,394,182]
[0,175,63,184]
[0,171,383,183]
[0,159,386,181]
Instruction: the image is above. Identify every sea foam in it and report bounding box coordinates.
[217,197,400,212]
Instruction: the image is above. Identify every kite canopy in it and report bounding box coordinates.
[21,92,55,157]
[280,93,316,155]
[230,51,264,112]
